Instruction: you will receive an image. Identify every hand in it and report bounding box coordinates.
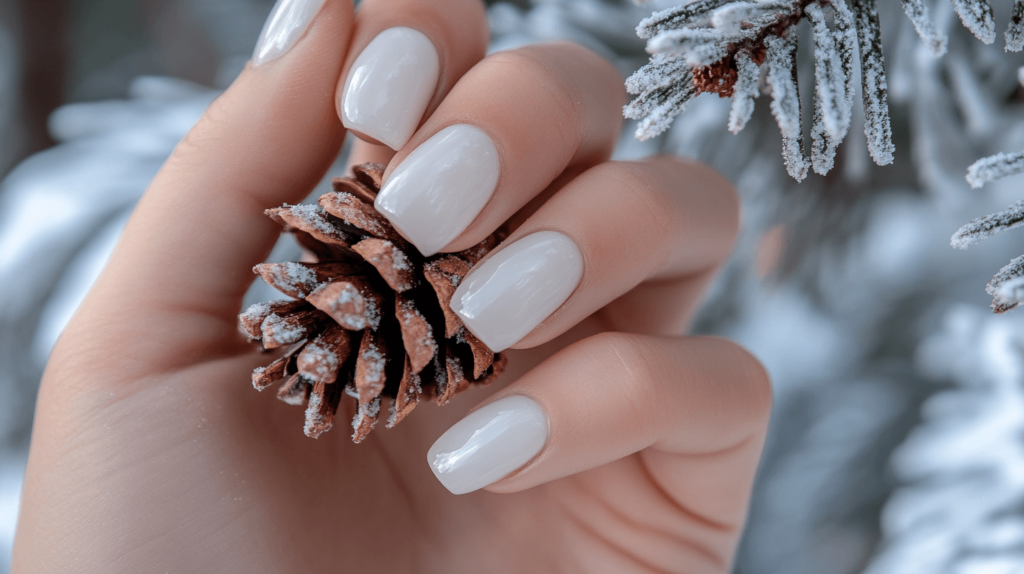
[12,0,770,572]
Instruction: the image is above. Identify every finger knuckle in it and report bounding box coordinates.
[484,46,587,145]
[587,332,663,415]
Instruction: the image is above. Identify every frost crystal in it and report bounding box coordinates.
[854,0,895,166]
[950,200,1024,250]
[950,0,996,45]
[900,0,948,56]
[965,151,1024,189]
[987,255,1024,312]
[1008,0,1024,52]
[766,34,808,182]
[728,53,759,134]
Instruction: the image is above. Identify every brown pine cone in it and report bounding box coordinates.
[238,163,507,442]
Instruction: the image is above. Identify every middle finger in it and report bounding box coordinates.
[374,42,624,256]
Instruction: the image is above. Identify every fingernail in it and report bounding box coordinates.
[341,27,440,150]
[452,231,583,352]
[428,396,548,495]
[374,124,499,256]
[251,0,327,67]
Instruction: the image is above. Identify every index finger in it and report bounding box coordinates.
[76,0,354,346]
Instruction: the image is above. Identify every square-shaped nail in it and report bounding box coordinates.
[451,231,584,352]
[341,27,440,150]
[374,124,500,256]
[428,396,548,495]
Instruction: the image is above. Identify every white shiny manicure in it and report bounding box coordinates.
[452,231,583,352]
[428,396,548,495]
[341,27,440,150]
[252,0,326,67]
[374,124,500,256]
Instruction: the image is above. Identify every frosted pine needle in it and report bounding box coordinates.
[854,0,895,166]
[951,200,1024,250]
[900,0,948,56]
[987,255,1024,313]
[728,53,759,134]
[766,34,808,181]
[950,0,996,45]
[1008,0,1024,52]
[636,0,733,39]
[807,4,851,141]
[966,151,1024,189]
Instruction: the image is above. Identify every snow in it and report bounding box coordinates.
[359,343,385,385]
[263,261,319,296]
[303,390,330,438]
[261,313,306,344]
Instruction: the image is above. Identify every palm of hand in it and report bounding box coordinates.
[22,315,734,573]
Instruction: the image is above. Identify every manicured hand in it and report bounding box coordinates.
[12,0,770,572]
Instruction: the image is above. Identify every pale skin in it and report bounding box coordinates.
[11,0,771,572]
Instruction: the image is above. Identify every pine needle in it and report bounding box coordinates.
[766,33,809,181]
[900,0,948,56]
[1007,0,1024,52]
[854,0,895,166]
[987,255,1024,313]
[966,151,1024,189]
[950,0,996,45]
[728,53,760,134]
[951,200,1024,250]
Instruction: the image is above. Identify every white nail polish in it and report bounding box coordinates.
[428,396,548,495]
[374,124,500,256]
[452,231,583,352]
[341,28,440,150]
[251,0,327,67]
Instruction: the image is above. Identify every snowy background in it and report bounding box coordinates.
[3,0,1024,572]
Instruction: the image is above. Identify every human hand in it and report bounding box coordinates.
[12,0,770,572]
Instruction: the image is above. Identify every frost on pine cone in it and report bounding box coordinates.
[238,163,507,442]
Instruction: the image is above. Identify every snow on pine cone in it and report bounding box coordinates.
[238,163,507,442]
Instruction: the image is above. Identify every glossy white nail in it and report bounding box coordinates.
[374,124,500,256]
[452,231,583,352]
[341,27,440,150]
[428,396,548,495]
[251,0,326,67]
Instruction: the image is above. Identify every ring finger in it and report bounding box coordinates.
[450,157,739,352]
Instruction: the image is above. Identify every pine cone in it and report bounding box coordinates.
[238,163,507,442]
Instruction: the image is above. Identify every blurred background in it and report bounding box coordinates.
[2,0,1024,572]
